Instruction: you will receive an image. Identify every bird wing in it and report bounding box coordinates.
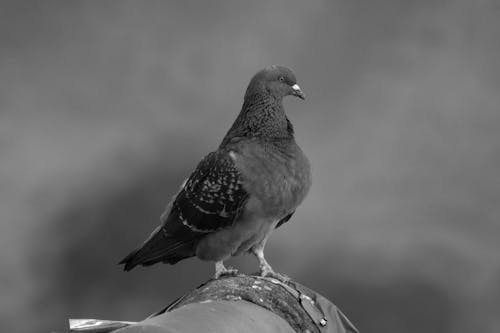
[119,150,249,271]
[163,150,249,233]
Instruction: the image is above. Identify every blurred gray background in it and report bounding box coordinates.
[1,1,499,332]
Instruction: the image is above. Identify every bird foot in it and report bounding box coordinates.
[214,262,239,279]
[259,265,290,283]
[217,266,239,278]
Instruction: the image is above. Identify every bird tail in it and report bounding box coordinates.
[119,225,196,271]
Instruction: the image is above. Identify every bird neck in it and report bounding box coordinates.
[221,92,294,147]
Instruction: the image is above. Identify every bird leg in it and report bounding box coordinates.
[252,245,290,282]
[253,246,274,276]
[214,260,239,279]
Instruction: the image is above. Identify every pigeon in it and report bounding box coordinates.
[119,65,311,279]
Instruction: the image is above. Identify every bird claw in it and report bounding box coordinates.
[259,265,291,283]
[261,272,292,283]
[214,265,239,279]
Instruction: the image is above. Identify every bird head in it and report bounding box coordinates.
[245,65,306,101]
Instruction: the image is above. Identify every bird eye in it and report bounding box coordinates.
[278,76,285,82]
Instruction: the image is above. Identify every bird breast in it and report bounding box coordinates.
[231,139,311,218]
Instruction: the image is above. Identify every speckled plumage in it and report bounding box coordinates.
[172,151,248,232]
[120,65,311,278]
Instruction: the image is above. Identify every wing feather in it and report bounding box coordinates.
[163,150,248,233]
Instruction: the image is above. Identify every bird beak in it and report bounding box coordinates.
[291,84,306,100]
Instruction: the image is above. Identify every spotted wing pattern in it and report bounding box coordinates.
[168,151,248,232]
